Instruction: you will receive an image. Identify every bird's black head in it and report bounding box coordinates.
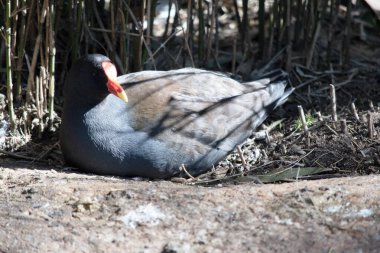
[64,54,128,107]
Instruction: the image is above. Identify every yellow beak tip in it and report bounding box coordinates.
[117,90,128,103]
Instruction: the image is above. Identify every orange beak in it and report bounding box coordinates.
[101,61,128,103]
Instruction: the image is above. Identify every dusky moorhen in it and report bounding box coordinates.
[60,54,292,178]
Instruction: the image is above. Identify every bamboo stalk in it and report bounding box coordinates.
[146,0,155,50]
[232,39,237,74]
[163,0,173,38]
[71,0,83,63]
[48,0,56,123]
[26,0,49,104]
[38,68,45,134]
[242,0,249,52]
[233,0,242,38]
[327,0,339,65]
[5,0,17,129]
[118,6,128,73]
[274,0,280,53]
[213,0,219,58]
[198,0,205,67]
[150,0,157,36]
[11,0,19,102]
[93,0,123,70]
[123,0,144,71]
[58,0,73,84]
[306,21,321,68]
[35,75,40,118]
[367,113,374,139]
[111,0,116,62]
[278,1,285,43]
[330,84,337,126]
[258,0,265,58]
[294,0,303,47]
[11,0,19,52]
[285,0,292,71]
[41,66,47,115]
[302,0,311,55]
[206,0,215,62]
[171,0,179,35]
[186,0,194,66]
[342,0,352,67]
[15,0,28,102]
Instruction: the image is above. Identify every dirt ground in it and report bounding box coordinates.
[2,1,380,252]
[0,161,379,253]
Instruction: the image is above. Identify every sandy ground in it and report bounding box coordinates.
[0,162,379,253]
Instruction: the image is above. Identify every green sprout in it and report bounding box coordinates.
[293,113,317,130]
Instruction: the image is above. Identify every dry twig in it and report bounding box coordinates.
[180,164,195,179]
[236,145,249,171]
[298,105,310,147]
[350,102,360,122]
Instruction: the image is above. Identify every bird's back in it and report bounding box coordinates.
[112,68,291,177]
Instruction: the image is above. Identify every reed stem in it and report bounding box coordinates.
[15,0,28,102]
[198,0,205,67]
[5,0,17,129]
[48,0,56,123]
